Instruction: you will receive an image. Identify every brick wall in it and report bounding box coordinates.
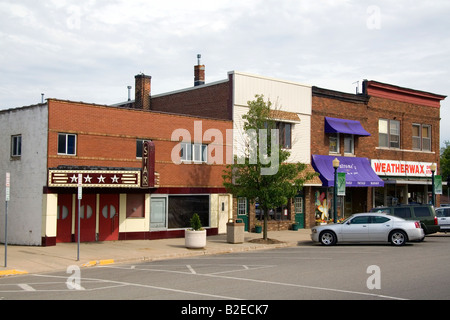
[47,99,232,188]
[151,80,231,120]
[312,88,441,165]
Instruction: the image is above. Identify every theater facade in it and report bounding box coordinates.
[0,96,232,246]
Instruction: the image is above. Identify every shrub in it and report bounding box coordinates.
[190,213,203,231]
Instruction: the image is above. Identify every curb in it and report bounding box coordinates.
[82,259,115,268]
[0,269,29,277]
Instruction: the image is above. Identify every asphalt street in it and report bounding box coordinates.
[1,234,449,302]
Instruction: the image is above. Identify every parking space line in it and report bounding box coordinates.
[186,265,196,274]
[32,273,242,300]
[18,284,35,291]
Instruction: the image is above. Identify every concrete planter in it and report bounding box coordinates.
[185,229,206,249]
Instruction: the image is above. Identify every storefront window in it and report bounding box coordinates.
[255,204,290,221]
[374,187,385,207]
[315,189,331,222]
[168,195,209,228]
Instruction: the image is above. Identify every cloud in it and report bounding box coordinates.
[0,0,449,145]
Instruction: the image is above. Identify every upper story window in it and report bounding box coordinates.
[344,135,354,154]
[11,135,22,158]
[329,133,339,154]
[379,119,400,149]
[136,139,151,158]
[180,142,207,163]
[276,122,292,149]
[412,124,431,151]
[58,133,76,155]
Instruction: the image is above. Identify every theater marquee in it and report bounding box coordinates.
[48,170,141,188]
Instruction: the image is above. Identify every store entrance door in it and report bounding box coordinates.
[99,194,119,241]
[56,194,73,243]
[75,194,96,242]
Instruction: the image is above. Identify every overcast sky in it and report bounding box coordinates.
[1,0,449,145]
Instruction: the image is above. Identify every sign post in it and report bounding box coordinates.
[4,173,10,267]
[77,174,82,261]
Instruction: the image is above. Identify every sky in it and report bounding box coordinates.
[1,0,449,146]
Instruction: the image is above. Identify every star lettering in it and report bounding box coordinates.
[70,175,78,183]
[97,175,106,183]
[84,175,92,183]
[111,175,119,183]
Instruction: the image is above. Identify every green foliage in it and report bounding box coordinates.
[190,213,203,231]
[223,94,317,239]
[440,141,450,189]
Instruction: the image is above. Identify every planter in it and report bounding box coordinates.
[292,223,299,231]
[185,229,206,249]
[255,225,262,233]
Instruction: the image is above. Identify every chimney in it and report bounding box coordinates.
[194,54,205,86]
[135,74,151,110]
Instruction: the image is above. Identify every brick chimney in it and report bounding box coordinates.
[194,54,205,86]
[135,74,151,110]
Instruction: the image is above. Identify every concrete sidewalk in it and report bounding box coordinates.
[0,229,312,276]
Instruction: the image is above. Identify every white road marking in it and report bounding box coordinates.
[18,284,35,291]
[186,265,196,274]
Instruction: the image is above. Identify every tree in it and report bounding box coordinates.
[440,140,450,193]
[223,95,316,240]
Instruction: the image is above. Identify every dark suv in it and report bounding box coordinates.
[370,204,439,235]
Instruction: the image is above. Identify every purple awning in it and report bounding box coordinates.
[312,155,384,187]
[324,117,371,136]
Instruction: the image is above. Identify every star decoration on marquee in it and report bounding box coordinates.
[49,169,142,188]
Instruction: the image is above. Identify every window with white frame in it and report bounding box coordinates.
[58,133,76,155]
[180,142,207,163]
[136,139,151,158]
[329,133,339,153]
[379,119,400,149]
[294,197,303,214]
[237,197,247,215]
[412,124,421,150]
[412,124,431,151]
[344,135,354,154]
[11,135,22,158]
[422,125,431,151]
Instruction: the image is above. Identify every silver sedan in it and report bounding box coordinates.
[311,213,425,246]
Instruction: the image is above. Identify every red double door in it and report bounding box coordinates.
[56,193,119,243]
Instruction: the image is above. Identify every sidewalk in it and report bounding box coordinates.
[0,229,312,276]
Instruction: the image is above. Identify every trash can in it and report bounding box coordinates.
[227,219,245,244]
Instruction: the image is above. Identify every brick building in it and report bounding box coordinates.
[115,67,319,233]
[1,93,232,246]
[310,80,446,224]
[2,58,445,246]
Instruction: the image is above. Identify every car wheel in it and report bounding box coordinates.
[389,230,407,246]
[319,231,337,246]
